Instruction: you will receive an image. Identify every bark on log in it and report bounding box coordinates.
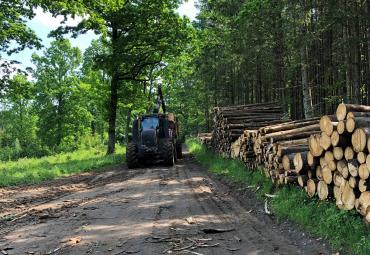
[265,124,320,140]
[271,131,319,143]
[347,111,370,119]
[336,103,370,121]
[277,145,308,158]
[261,118,320,134]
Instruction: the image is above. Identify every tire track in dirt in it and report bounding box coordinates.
[0,149,333,255]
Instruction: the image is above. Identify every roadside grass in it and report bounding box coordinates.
[0,146,126,187]
[186,138,370,255]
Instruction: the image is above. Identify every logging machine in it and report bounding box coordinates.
[126,85,182,168]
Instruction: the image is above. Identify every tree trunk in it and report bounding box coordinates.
[300,33,313,118]
[125,108,132,144]
[344,21,352,102]
[352,12,360,104]
[56,93,64,146]
[107,26,119,155]
[107,74,119,154]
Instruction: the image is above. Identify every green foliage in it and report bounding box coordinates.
[187,139,370,255]
[0,0,42,90]
[160,29,212,136]
[42,0,192,153]
[0,145,125,187]
[0,0,41,55]
[0,74,44,159]
[32,39,93,151]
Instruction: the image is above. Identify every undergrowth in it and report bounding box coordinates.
[0,145,126,187]
[186,138,370,255]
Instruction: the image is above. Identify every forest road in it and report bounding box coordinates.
[0,149,332,255]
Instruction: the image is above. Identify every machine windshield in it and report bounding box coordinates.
[141,117,159,130]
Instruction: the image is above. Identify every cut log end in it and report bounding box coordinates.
[352,128,367,153]
[336,103,347,121]
[309,134,323,157]
[346,117,356,133]
[306,179,317,197]
[337,121,346,134]
[320,115,336,136]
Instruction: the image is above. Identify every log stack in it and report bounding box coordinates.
[212,103,284,158]
[205,102,370,222]
[305,103,370,221]
[231,129,259,168]
[252,118,321,184]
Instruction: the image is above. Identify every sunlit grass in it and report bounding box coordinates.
[0,146,126,187]
[187,138,370,255]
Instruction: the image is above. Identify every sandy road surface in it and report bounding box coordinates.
[0,150,332,255]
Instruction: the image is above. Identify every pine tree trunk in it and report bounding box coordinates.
[352,11,360,104]
[107,74,119,154]
[125,109,132,144]
[300,38,313,118]
[344,21,352,102]
[107,27,119,155]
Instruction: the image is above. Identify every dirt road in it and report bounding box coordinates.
[0,149,332,255]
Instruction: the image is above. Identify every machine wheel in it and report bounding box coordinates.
[163,141,175,166]
[126,142,139,169]
[176,141,183,159]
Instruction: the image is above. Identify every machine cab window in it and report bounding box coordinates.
[141,117,159,130]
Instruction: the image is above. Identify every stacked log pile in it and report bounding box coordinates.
[252,118,321,184]
[202,102,370,222]
[212,103,284,158]
[231,129,259,168]
[306,103,370,220]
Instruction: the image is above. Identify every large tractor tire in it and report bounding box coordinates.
[163,140,175,166]
[176,140,183,159]
[126,142,139,169]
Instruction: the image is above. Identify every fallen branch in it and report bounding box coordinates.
[197,243,220,248]
[264,194,277,198]
[264,199,271,215]
[201,228,235,234]
[183,250,204,255]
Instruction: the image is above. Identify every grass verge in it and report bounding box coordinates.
[0,146,125,187]
[186,138,370,255]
